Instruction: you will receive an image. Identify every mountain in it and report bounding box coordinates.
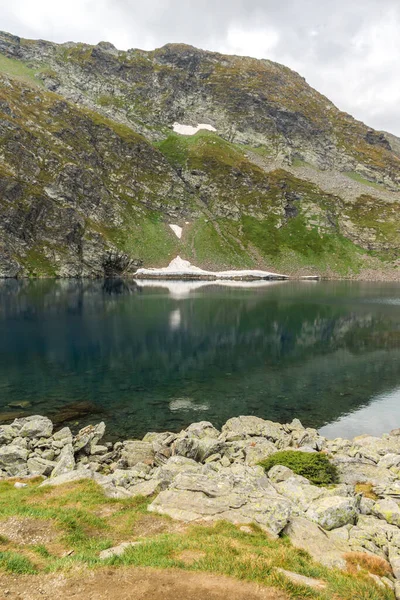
[0,30,399,278]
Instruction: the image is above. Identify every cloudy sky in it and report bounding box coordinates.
[1,0,399,135]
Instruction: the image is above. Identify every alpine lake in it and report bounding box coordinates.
[1,278,400,441]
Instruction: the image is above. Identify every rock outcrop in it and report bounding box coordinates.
[3,413,400,587]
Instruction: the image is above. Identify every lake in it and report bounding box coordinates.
[1,278,400,441]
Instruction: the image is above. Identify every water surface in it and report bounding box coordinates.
[1,278,400,440]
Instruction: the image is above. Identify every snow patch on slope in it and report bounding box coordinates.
[169,224,183,239]
[173,122,217,136]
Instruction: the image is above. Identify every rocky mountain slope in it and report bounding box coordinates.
[0,30,400,278]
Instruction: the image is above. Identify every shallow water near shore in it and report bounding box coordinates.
[1,278,400,440]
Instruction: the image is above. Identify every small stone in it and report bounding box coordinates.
[276,568,326,590]
[14,482,27,489]
[99,541,142,560]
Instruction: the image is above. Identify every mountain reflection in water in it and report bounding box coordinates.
[0,279,400,439]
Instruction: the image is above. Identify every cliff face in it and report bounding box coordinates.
[0,30,400,278]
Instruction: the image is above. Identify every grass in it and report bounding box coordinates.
[0,54,42,87]
[259,451,339,486]
[0,478,393,599]
[344,172,384,190]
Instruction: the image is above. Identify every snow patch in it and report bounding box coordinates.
[169,224,183,239]
[173,122,217,136]
[135,256,288,281]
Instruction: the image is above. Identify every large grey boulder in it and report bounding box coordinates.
[185,421,220,439]
[0,425,15,444]
[283,517,347,569]
[148,462,291,536]
[52,427,73,447]
[0,445,28,476]
[51,444,75,478]
[273,474,326,512]
[306,496,358,530]
[221,416,283,442]
[121,440,155,467]
[12,416,53,439]
[373,498,400,527]
[27,456,55,476]
[244,438,277,466]
[40,468,95,487]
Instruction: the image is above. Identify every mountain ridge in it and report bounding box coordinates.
[0,30,399,278]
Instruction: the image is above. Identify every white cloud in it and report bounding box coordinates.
[1,0,400,135]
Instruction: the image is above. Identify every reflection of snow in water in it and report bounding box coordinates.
[319,385,400,440]
[169,308,181,330]
[169,397,209,412]
[136,279,286,299]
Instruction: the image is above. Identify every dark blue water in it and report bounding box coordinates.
[1,278,400,440]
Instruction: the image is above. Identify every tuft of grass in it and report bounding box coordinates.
[259,451,339,486]
[355,483,379,501]
[0,551,37,574]
[344,552,392,578]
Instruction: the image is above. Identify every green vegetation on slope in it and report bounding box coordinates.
[0,478,392,600]
[0,54,42,86]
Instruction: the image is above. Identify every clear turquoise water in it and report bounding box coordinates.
[1,278,400,440]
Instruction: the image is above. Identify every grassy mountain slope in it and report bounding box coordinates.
[0,31,399,278]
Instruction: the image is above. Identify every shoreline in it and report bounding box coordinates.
[1,413,400,589]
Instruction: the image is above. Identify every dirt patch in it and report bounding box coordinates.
[0,567,289,600]
[0,517,58,546]
[131,514,188,538]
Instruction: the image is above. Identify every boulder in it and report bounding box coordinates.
[13,416,53,439]
[73,422,106,454]
[40,468,94,487]
[0,425,15,444]
[128,479,162,497]
[273,475,325,511]
[306,496,358,530]
[185,421,220,439]
[52,427,73,445]
[283,517,347,569]
[99,542,141,560]
[121,441,155,467]
[27,456,56,476]
[373,498,400,527]
[0,445,28,476]
[51,444,75,478]
[221,416,283,442]
[244,438,277,466]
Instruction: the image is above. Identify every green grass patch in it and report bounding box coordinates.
[0,551,37,574]
[259,451,339,486]
[0,54,42,87]
[344,172,384,190]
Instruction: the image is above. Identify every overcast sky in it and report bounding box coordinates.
[1,0,399,135]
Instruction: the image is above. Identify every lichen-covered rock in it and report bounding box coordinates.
[283,517,347,569]
[0,445,29,476]
[244,438,277,466]
[74,422,106,454]
[306,496,358,530]
[13,416,53,439]
[27,456,56,476]
[120,441,155,467]
[51,444,75,478]
[221,416,283,442]
[185,421,220,440]
[373,498,400,527]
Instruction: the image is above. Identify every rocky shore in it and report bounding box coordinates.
[1,414,400,593]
